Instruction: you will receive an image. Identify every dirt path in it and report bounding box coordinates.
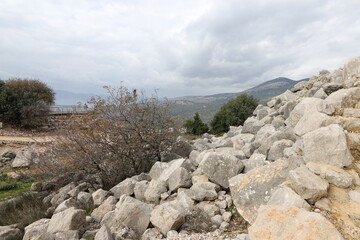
[0,136,54,144]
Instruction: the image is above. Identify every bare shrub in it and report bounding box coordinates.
[34,86,178,189]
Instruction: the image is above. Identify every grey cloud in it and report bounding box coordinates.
[1,0,360,97]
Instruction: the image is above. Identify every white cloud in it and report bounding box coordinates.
[1,0,360,97]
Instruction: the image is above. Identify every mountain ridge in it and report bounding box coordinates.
[170,77,309,122]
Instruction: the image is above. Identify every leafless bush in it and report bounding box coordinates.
[34,86,179,189]
[20,100,50,128]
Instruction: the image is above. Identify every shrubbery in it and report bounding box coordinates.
[35,86,178,189]
[0,78,55,127]
[211,94,258,134]
[183,112,209,135]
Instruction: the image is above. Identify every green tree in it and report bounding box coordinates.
[210,94,258,134]
[0,78,55,127]
[183,112,209,135]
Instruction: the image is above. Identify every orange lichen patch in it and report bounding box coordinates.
[325,185,360,239]
[251,226,272,239]
[266,207,299,223]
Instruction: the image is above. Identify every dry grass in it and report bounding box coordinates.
[0,192,50,229]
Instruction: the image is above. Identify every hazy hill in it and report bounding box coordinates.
[55,90,98,105]
[170,77,308,123]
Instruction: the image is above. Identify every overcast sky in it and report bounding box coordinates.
[1,0,360,98]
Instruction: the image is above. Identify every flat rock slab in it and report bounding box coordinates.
[229,160,290,224]
[248,206,344,240]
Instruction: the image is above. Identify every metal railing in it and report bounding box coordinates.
[49,105,87,115]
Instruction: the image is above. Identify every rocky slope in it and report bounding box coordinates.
[2,56,360,240]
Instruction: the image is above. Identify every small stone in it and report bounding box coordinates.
[222,211,232,222]
[220,222,229,230]
[349,190,360,203]
[211,215,223,225]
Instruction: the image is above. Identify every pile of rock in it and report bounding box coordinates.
[2,56,360,240]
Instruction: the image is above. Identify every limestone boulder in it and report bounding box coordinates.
[47,207,86,234]
[199,152,244,188]
[109,178,137,199]
[77,191,94,208]
[267,139,293,161]
[167,167,192,192]
[94,225,112,240]
[11,148,37,168]
[54,198,78,214]
[150,201,185,235]
[267,187,311,210]
[248,206,344,240]
[0,226,22,240]
[293,110,333,136]
[288,166,329,204]
[343,56,360,88]
[92,189,109,206]
[325,87,360,110]
[134,180,149,201]
[285,98,334,128]
[242,153,266,173]
[144,180,167,204]
[50,182,76,207]
[102,195,153,235]
[186,181,219,201]
[313,88,328,99]
[229,160,290,224]
[149,158,186,183]
[24,218,50,240]
[91,196,117,222]
[302,124,353,167]
[241,117,265,134]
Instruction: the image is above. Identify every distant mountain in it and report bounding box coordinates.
[170,77,308,123]
[55,90,97,105]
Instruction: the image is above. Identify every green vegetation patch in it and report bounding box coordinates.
[0,174,33,201]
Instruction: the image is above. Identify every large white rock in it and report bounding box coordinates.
[0,226,22,240]
[149,158,186,183]
[144,180,167,204]
[92,189,109,206]
[91,196,116,222]
[54,198,78,214]
[267,187,311,210]
[94,225,112,240]
[24,218,50,240]
[229,160,290,224]
[167,167,192,192]
[134,180,149,201]
[109,178,137,199]
[102,195,153,235]
[293,110,333,136]
[288,166,329,204]
[150,201,185,235]
[267,139,293,161]
[302,124,354,167]
[199,152,244,188]
[242,117,265,134]
[185,181,219,201]
[11,148,37,168]
[242,153,266,173]
[343,56,360,88]
[248,206,344,240]
[47,207,86,234]
[285,98,334,128]
[325,87,360,110]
